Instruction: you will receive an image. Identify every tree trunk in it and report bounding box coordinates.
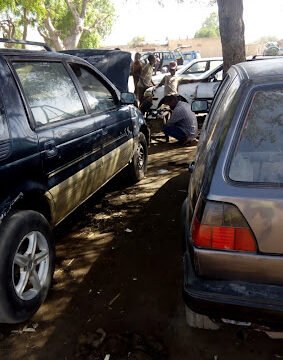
[217,0,246,74]
[22,8,28,49]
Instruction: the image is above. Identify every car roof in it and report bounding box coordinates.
[0,48,80,61]
[187,57,222,63]
[234,57,283,80]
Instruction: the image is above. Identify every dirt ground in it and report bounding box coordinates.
[0,140,283,360]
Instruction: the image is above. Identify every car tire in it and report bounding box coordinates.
[127,132,148,183]
[0,210,55,323]
[185,304,219,330]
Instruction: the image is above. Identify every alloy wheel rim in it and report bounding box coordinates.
[12,231,50,301]
[137,144,144,170]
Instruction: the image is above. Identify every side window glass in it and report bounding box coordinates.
[198,74,236,150]
[203,75,231,131]
[0,103,9,140]
[229,88,283,184]
[70,64,116,113]
[209,61,223,71]
[13,62,85,126]
[184,62,207,74]
[0,109,9,141]
[214,69,223,81]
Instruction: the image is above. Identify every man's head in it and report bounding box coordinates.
[169,61,177,75]
[135,52,141,61]
[148,54,156,66]
[162,95,179,110]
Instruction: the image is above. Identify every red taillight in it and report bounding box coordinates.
[192,201,257,252]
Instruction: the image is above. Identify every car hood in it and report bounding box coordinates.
[61,49,132,93]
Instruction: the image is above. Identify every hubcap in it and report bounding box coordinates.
[12,231,50,301]
[137,144,144,170]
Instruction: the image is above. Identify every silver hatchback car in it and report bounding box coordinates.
[183,58,283,331]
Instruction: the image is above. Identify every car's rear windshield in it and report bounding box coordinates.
[229,87,283,185]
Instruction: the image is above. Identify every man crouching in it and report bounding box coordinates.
[163,95,198,146]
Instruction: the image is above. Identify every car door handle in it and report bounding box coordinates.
[188,161,195,173]
[44,140,58,158]
[102,128,108,136]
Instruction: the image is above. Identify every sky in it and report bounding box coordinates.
[103,0,283,46]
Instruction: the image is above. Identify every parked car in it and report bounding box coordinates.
[140,50,182,72]
[182,57,283,332]
[152,57,223,85]
[145,60,223,110]
[0,39,149,323]
[182,50,201,65]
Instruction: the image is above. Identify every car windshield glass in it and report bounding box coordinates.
[183,61,207,74]
[229,88,283,184]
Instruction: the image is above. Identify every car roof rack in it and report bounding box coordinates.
[0,38,52,51]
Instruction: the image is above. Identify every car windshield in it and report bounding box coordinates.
[229,87,283,184]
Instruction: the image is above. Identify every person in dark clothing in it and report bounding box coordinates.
[130,52,143,96]
[163,95,198,146]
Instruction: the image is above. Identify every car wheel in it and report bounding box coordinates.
[185,304,219,330]
[0,210,55,323]
[127,132,148,183]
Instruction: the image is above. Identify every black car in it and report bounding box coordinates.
[183,58,283,332]
[0,39,149,323]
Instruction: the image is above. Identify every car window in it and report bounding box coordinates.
[203,75,240,149]
[214,68,223,81]
[183,53,192,61]
[0,99,9,141]
[229,88,283,184]
[70,64,116,113]
[184,61,207,74]
[209,61,222,71]
[13,62,85,126]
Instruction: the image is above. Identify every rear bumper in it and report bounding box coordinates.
[183,251,283,329]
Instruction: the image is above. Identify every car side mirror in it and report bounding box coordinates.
[120,92,136,105]
[191,100,209,113]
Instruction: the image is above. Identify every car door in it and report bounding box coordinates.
[68,63,134,185]
[179,65,223,103]
[11,59,104,224]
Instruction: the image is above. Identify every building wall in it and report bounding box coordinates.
[116,37,265,58]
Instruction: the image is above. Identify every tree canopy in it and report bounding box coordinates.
[194,12,219,38]
[0,0,115,50]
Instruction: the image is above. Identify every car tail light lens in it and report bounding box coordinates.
[192,200,257,252]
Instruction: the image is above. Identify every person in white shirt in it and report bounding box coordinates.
[137,54,156,103]
[156,61,179,96]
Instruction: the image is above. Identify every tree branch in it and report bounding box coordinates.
[84,14,111,32]
[80,0,88,19]
[43,12,65,50]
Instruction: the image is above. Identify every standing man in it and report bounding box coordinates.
[163,95,198,146]
[130,52,143,96]
[137,54,156,104]
[156,61,179,96]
